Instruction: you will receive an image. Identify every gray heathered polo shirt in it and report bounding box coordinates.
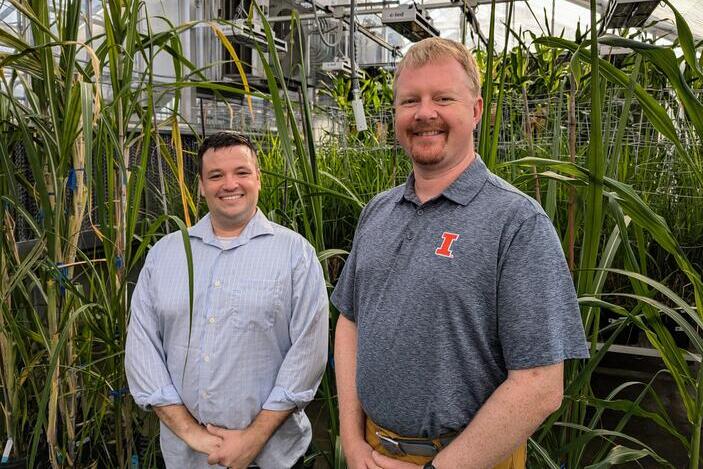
[330,155,589,438]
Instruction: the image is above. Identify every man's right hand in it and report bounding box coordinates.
[344,440,382,469]
[184,425,223,455]
[336,317,382,469]
[153,405,223,456]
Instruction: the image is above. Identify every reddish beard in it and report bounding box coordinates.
[408,128,447,166]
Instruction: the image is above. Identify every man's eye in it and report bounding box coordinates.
[209,174,222,180]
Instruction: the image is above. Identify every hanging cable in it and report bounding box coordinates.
[311,0,344,48]
[465,4,489,47]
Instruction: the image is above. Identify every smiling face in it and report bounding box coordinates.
[394,56,483,173]
[198,144,261,237]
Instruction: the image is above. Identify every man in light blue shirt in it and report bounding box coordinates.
[125,132,328,469]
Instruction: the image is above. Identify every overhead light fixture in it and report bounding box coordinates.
[226,19,288,53]
[598,44,631,56]
[603,0,659,29]
[381,4,439,42]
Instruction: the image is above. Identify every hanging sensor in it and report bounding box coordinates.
[351,97,367,132]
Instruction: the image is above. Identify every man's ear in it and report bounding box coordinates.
[198,177,204,197]
[473,95,484,124]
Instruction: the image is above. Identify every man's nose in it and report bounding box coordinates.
[415,99,438,120]
[222,174,239,190]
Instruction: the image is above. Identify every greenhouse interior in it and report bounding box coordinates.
[1,0,703,467]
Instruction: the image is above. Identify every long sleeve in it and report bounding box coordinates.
[125,248,183,409]
[263,242,329,411]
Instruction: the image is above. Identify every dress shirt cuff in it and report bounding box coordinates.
[131,384,183,410]
[262,386,313,411]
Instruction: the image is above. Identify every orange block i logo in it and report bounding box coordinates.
[435,232,460,258]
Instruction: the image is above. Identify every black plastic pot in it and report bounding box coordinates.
[0,457,27,469]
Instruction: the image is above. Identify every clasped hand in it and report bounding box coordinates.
[186,423,259,468]
[203,424,259,469]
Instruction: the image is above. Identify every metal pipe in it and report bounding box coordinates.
[266,0,516,22]
[350,0,358,93]
[267,9,397,52]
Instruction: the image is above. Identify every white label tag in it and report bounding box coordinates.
[2,438,13,463]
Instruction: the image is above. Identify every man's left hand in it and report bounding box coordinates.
[371,451,423,469]
[206,424,260,468]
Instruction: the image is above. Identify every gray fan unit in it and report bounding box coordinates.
[307,17,350,84]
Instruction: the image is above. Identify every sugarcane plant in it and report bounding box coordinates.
[508,2,703,467]
[0,0,209,465]
[2,0,703,467]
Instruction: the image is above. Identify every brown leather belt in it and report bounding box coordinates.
[367,417,457,457]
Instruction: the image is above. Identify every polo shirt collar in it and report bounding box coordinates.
[400,154,489,206]
[189,208,274,248]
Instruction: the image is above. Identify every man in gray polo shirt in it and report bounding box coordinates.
[331,38,589,469]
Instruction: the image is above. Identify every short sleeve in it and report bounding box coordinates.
[497,213,590,369]
[330,244,359,322]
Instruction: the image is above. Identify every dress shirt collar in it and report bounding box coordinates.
[189,208,274,249]
[399,154,489,207]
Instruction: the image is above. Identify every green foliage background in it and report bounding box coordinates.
[0,0,702,467]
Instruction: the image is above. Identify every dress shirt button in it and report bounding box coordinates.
[203,354,210,362]
[406,232,414,240]
[208,317,216,324]
[201,391,209,399]
[417,209,424,216]
[214,279,221,288]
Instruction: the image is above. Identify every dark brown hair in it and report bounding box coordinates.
[197,132,258,176]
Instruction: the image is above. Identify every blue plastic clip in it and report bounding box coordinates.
[67,168,77,192]
[109,387,129,401]
[59,266,68,295]
[54,263,69,296]
[131,453,139,469]
[115,256,124,269]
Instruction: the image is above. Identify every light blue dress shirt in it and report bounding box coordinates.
[125,210,329,468]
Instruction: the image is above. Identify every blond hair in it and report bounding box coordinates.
[393,37,482,98]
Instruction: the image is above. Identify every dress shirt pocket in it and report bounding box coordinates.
[230,278,281,330]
